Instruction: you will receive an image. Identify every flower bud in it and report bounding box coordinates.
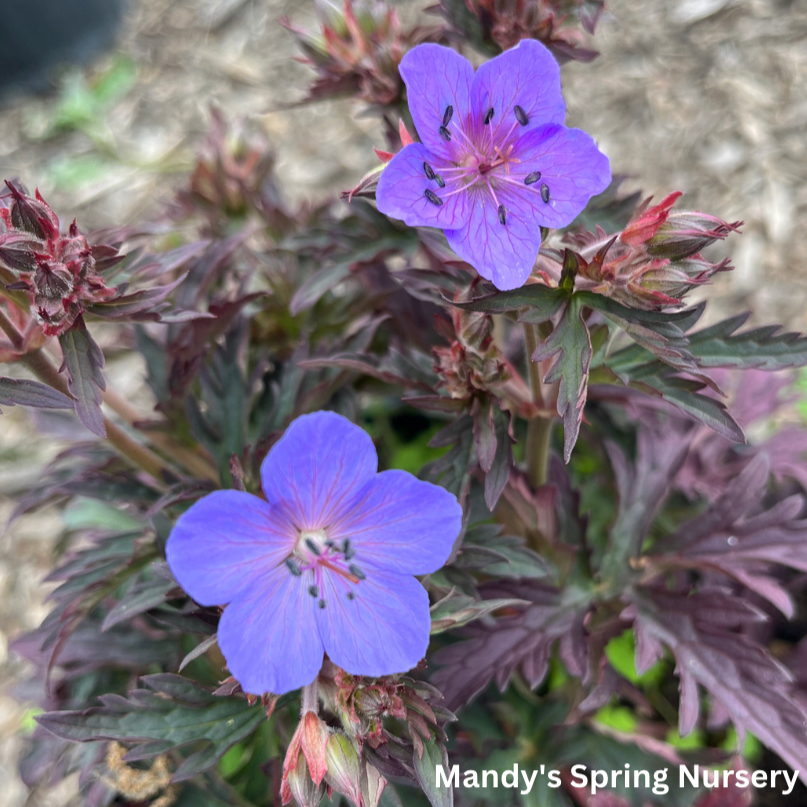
[360,760,386,807]
[324,733,362,805]
[300,710,330,786]
[287,752,325,807]
[646,211,742,260]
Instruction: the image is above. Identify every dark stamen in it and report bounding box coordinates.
[525,171,542,186]
[318,599,327,609]
[442,105,454,127]
[347,591,355,600]
[308,585,319,597]
[540,183,550,203]
[348,564,366,580]
[498,205,507,225]
[342,538,355,560]
[285,558,302,576]
[439,125,452,142]
[435,174,445,188]
[423,161,436,181]
[325,539,336,549]
[425,189,443,206]
[484,107,494,125]
[305,538,320,555]
[514,105,529,126]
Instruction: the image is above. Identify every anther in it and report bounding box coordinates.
[423,161,436,180]
[305,538,321,555]
[484,107,494,125]
[514,105,529,126]
[347,591,355,600]
[435,174,445,188]
[285,558,302,576]
[318,599,326,609]
[308,585,319,597]
[425,189,443,206]
[342,538,355,560]
[498,205,507,225]
[525,171,541,186]
[348,564,366,580]
[439,125,452,142]
[442,105,454,127]
[540,183,550,203]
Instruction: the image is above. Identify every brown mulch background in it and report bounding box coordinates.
[1,0,805,804]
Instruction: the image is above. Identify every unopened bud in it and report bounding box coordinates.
[287,753,325,807]
[324,733,362,805]
[360,760,386,807]
[646,211,742,260]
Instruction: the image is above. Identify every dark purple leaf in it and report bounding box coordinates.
[59,327,106,437]
[0,377,74,411]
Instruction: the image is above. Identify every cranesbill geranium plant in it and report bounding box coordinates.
[8,3,807,807]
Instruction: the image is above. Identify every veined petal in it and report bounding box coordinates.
[218,565,324,695]
[261,411,377,530]
[376,143,472,230]
[316,566,430,678]
[445,187,543,291]
[399,44,474,160]
[166,490,296,607]
[505,124,612,229]
[471,39,565,140]
[329,470,461,574]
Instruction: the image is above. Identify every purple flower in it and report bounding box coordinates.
[375,41,611,290]
[166,411,462,695]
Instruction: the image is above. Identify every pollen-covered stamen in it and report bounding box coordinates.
[342,538,355,560]
[348,564,366,580]
[498,205,507,225]
[425,189,444,206]
[525,171,542,186]
[423,162,436,181]
[318,599,326,609]
[285,558,302,576]
[305,538,321,555]
[435,174,446,188]
[541,183,550,203]
[308,585,319,597]
[439,125,452,142]
[484,107,494,125]
[514,105,529,126]
[442,105,454,127]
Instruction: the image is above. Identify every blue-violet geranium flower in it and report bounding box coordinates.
[376,40,611,290]
[166,411,462,695]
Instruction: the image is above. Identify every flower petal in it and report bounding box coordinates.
[471,39,565,139]
[218,566,324,695]
[329,470,461,574]
[445,187,543,290]
[261,411,377,530]
[316,567,430,678]
[505,124,612,229]
[376,143,472,230]
[399,44,474,160]
[166,490,295,607]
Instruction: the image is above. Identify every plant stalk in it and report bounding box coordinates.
[524,322,553,488]
[301,680,319,716]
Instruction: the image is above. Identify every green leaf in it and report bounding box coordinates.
[36,674,266,782]
[59,327,106,437]
[0,377,74,411]
[413,738,453,807]
[687,313,807,369]
[101,569,178,632]
[449,283,566,323]
[430,590,529,634]
[533,297,591,462]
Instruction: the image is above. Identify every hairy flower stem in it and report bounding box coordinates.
[20,347,177,486]
[524,322,553,488]
[301,680,319,716]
